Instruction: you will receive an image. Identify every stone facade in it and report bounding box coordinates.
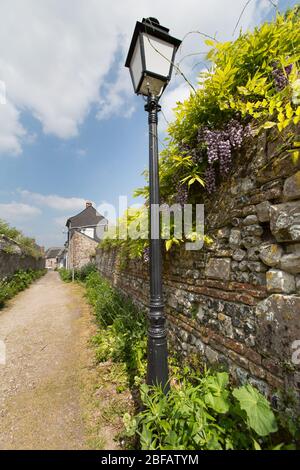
[0,235,45,279]
[68,230,98,270]
[95,130,300,404]
[45,257,57,269]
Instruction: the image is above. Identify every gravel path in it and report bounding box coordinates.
[0,271,87,449]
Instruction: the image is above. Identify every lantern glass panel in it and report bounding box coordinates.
[130,38,143,92]
[142,33,174,79]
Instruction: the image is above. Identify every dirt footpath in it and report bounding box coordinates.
[0,271,102,450]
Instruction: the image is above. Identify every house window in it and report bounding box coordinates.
[81,227,94,238]
[104,225,108,232]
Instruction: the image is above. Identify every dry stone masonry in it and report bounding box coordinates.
[68,230,98,270]
[0,235,44,279]
[95,130,300,405]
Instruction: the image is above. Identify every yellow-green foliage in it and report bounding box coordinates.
[100,207,148,262]
[99,205,212,259]
[158,7,300,200]
[169,7,300,142]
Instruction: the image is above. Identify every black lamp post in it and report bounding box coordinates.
[125,18,181,391]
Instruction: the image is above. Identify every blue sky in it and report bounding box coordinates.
[0,0,298,248]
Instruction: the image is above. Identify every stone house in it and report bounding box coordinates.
[56,247,67,269]
[66,202,108,270]
[45,247,62,269]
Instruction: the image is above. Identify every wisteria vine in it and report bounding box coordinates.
[271,62,292,91]
[191,119,252,194]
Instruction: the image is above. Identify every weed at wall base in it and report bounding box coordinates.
[65,270,299,450]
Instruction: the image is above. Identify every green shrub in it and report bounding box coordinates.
[58,263,97,283]
[124,370,297,450]
[0,269,45,307]
[58,267,72,282]
[75,262,98,281]
[85,272,147,381]
[0,219,43,259]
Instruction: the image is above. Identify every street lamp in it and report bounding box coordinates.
[125,18,181,391]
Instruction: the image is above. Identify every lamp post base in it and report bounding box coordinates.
[147,296,169,392]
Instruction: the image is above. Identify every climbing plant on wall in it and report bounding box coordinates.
[155,6,300,201]
[100,6,300,258]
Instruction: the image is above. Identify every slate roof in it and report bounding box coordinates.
[66,205,105,229]
[56,248,66,259]
[45,247,62,259]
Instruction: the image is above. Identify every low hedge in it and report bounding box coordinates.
[0,269,46,307]
[58,262,98,282]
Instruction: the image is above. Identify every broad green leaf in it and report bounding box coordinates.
[232,384,278,437]
[140,424,154,450]
[204,372,230,414]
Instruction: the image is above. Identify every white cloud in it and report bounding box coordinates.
[0,100,26,155]
[158,83,191,133]
[54,215,69,227]
[0,202,41,222]
[0,80,6,104]
[19,190,89,211]
[97,65,136,120]
[0,0,273,155]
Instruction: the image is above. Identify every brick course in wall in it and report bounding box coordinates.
[95,130,300,403]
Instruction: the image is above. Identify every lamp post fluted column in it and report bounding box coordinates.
[125,16,181,392]
[145,93,169,392]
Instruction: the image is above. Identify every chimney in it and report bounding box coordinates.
[86,201,92,208]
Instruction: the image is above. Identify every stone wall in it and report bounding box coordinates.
[68,230,98,270]
[95,130,300,403]
[0,235,45,279]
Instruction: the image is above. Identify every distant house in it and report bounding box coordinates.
[45,247,62,269]
[66,202,108,270]
[56,247,67,269]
